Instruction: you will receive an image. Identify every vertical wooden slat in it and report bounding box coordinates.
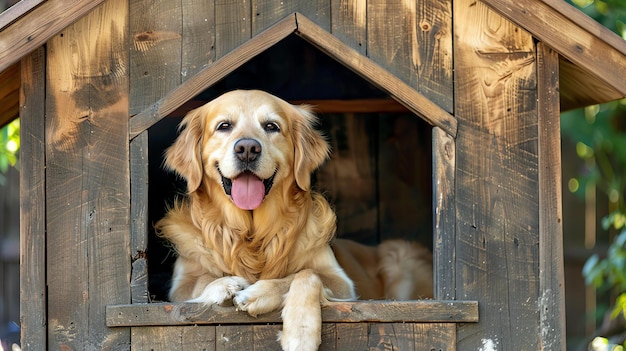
[330,0,366,55]
[453,0,540,349]
[182,0,216,81]
[433,126,456,300]
[252,324,281,350]
[181,325,217,350]
[367,323,415,350]
[253,0,330,35]
[215,0,251,58]
[216,325,253,351]
[367,0,419,88]
[46,0,131,348]
[417,0,453,112]
[414,323,456,350]
[320,323,337,351]
[129,0,182,115]
[130,131,149,303]
[537,41,566,351]
[19,46,46,351]
[336,323,368,351]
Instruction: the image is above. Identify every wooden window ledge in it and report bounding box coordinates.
[106,300,478,327]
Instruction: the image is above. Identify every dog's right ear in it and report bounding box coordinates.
[164,107,205,193]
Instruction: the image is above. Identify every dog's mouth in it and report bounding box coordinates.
[219,167,276,210]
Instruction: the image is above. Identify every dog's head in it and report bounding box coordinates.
[164,90,330,210]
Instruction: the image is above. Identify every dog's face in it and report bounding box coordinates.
[165,90,330,210]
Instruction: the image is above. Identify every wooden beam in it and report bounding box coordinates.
[481,0,626,97]
[0,0,107,72]
[129,13,298,139]
[295,13,457,138]
[537,42,566,351]
[106,300,479,327]
[0,0,44,30]
[19,45,46,351]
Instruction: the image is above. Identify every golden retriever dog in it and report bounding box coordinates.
[332,238,434,300]
[155,90,356,351]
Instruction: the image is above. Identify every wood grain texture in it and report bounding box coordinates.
[537,42,566,351]
[106,300,478,326]
[367,0,453,112]
[414,323,456,350]
[19,46,46,351]
[129,0,182,115]
[129,14,297,139]
[336,323,368,351]
[253,0,331,35]
[482,0,626,96]
[417,0,453,112]
[132,325,216,351]
[368,323,415,351]
[128,323,459,350]
[331,0,366,55]
[215,0,251,58]
[295,13,457,137]
[453,0,540,349]
[0,0,106,72]
[433,127,456,300]
[0,0,44,30]
[182,0,215,82]
[45,0,131,348]
[130,132,149,303]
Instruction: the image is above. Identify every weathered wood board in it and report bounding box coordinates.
[129,323,457,350]
[453,0,540,349]
[45,0,131,348]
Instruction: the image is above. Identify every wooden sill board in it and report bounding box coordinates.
[106,300,478,327]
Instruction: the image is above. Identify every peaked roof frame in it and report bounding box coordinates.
[128,13,459,140]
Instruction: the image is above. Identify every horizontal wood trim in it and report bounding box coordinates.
[289,99,410,113]
[0,0,106,72]
[106,300,479,327]
[129,14,297,139]
[481,0,626,97]
[294,13,458,138]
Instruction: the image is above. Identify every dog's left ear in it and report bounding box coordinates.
[290,105,330,191]
[163,107,205,193]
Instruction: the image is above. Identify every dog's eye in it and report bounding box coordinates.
[216,121,232,131]
[264,122,280,133]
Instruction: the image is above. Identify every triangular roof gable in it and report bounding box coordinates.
[128,13,458,140]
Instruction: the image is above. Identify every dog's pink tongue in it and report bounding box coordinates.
[232,173,265,210]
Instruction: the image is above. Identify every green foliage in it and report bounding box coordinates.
[0,119,20,184]
[568,0,626,39]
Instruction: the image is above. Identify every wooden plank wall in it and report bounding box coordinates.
[19,47,46,351]
[44,0,131,349]
[128,0,452,115]
[453,0,541,349]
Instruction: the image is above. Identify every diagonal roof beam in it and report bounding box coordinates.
[0,0,106,72]
[481,0,626,96]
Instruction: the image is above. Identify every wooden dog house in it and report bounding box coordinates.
[1,0,625,349]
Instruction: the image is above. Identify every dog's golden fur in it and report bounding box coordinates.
[156,90,433,350]
[332,238,433,300]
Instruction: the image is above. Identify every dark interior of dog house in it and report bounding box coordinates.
[146,35,433,301]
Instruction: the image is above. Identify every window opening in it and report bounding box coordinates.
[146,35,433,302]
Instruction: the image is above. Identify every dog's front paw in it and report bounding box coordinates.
[233,280,284,317]
[278,315,321,351]
[188,276,250,305]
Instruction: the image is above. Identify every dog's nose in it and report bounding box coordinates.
[234,138,262,162]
